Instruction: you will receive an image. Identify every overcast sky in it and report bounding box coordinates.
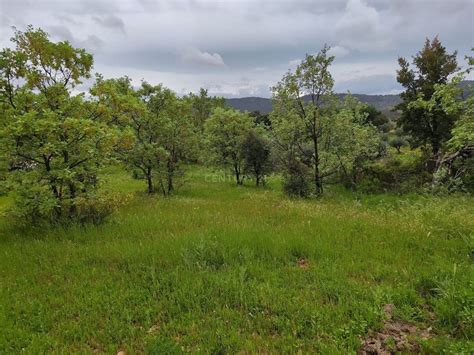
[1,0,473,97]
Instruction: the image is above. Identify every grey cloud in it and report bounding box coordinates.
[82,35,104,52]
[48,25,104,51]
[1,0,472,97]
[56,14,83,26]
[179,47,226,68]
[334,74,402,95]
[48,25,74,42]
[92,15,125,33]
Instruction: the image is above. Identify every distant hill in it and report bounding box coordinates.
[226,97,274,114]
[226,81,473,115]
[226,94,401,115]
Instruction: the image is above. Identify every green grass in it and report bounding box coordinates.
[0,166,473,353]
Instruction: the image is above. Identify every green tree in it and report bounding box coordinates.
[0,26,117,223]
[396,37,459,159]
[271,46,335,194]
[409,52,473,188]
[91,78,196,195]
[388,129,409,154]
[271,50,381,195]
[241,130,272,186]
[142,84,197,194]
[204,107,253,185]
[322,96,381,189]
[361,105,389,130]
[185,88,226,133]
[249,110,272,128]
[389,136,408,154]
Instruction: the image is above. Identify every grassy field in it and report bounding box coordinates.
[0,166,473,353]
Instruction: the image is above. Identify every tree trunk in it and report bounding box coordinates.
[167,177,173,194]
[234,163,242,185]
[254,165,260,186]
[167,159,174,194]
[44,155,62,217]
[430,145,442,176]
[68,182,77,217]
[146,167,154,194]
[313,135,323,194]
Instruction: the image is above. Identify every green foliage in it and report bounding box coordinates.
[388,129,410,154]
[147,337,181,354]
[91,78,197,195]
[443,70,473,154]
[184,88,226,134]
[282,157,312,197]
[360,149,431,193]
[271,45,335,194]
[396,37,459,156]
[204,107,253,185]
[411,68,474,192]
[449,114,474,152]
[0,27,116,224]
[429,166,468,195]
[271,48,380,195]
[321,96,381,189]
[138,83,197,195]
[249,110,272,128]
[389,136,408,153]
[361,105,389,130]
[241,130,272,186]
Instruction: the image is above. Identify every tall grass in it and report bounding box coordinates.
[0,166,472,353]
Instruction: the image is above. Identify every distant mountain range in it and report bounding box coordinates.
[226,80,473,115]
[226,94,401,116]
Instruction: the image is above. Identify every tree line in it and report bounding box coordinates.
[0,26,472,224]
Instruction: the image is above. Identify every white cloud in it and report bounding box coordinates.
[178,47,226,68]
[335,0,389,51]
[329,45,350,58]
[288,59,301,68]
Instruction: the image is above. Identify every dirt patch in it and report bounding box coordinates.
[148,323,161,334]
[297,258,309,269]
[359,304,432,354]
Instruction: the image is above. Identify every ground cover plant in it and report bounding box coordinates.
[0,166,473,353]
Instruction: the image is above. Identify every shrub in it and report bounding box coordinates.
[282,159,313,197]
[9,183,128,225]
[389,136,408,154]
[359,149,431,193]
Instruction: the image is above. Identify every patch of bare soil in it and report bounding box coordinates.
[297,258,309,269]
[359,304,432,354]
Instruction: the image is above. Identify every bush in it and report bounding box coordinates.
[9,184,128,225]
[389,136,408,153]
[71,191,129,225]
[282,159,313,197]
[358,149,431,193]
[429,167,466,195]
